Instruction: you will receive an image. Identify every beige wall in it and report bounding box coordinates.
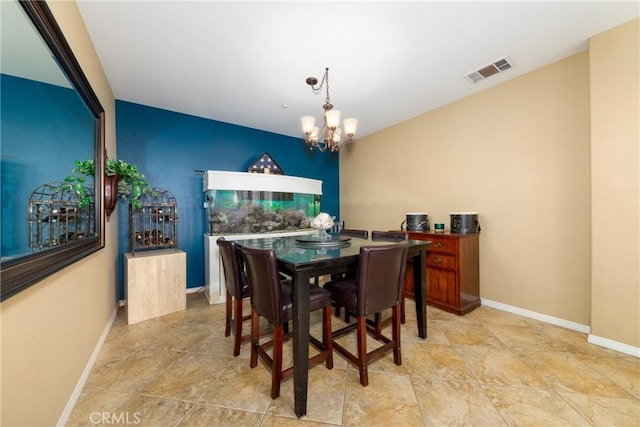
[589,19,640,347]
[1,1,118,426]
[341,19,640,350]
[342,52,592,325]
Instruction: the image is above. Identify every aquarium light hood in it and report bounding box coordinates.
[203,171,322,195]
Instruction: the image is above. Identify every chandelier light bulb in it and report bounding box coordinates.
[301,116,316,134]
[325,109,341,129]
[343,118,358,136]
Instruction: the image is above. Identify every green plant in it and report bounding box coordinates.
[61,158,150,208]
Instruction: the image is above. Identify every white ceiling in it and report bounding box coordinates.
[75,1,639,139]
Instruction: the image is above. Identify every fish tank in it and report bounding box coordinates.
[203,171,322,235]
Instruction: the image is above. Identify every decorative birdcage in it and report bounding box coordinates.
[129,188,178,255]
[28,182,95,251]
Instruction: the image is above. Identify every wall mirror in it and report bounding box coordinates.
[1,0,105,300]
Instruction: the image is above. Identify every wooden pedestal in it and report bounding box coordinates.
[125,249,186,324]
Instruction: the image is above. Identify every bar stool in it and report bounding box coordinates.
[371,230,409,331]
[217,237,251,357]
[331,229,369,318]
[324,242,408,386]
[240,245,334,399]
[340,229,369,239]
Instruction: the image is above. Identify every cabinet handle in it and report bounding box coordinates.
[434,242,443,248]
[434,257,443,264]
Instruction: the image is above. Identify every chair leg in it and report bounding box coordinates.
[233,297,243,357]
[271,325,284,399]
[323,306,333,369]
[225,291,232,337]
[250,309,259,369]
[400,295,406,325]
[356,316,368,386]
[373,313,382,337]
[392,305,402,366]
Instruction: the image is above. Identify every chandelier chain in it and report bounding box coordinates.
[324,69,331,109]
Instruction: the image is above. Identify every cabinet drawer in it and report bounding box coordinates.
[428,237,457,254]
[426,253,456,269]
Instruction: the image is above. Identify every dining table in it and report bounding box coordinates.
[235,233,431,418]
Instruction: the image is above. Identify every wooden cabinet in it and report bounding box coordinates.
[405,231,480,315]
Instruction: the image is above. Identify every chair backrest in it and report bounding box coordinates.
[217,237,246,299]
[240,246,285,326]
[340,229,369,239]
[371,230,408,241]
[330,220,345,234]
[357,242,409,316]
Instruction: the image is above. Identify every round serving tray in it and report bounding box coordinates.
[295,235,351,246]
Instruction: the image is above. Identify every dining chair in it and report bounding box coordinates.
[311,222,354,287]
[371,230,408,241]
[329,220,345,234]
[339,229,369,239]
[330,228,370,318]
[371,230,410,330]
[217,237,251,357]
[324,242,409,386]
[240,245,334,399]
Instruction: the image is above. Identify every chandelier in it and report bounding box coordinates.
[300,67,357,152]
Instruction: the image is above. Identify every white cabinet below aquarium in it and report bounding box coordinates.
[204,230,315,304]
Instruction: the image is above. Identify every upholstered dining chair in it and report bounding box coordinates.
[371,230,410,330]
[311,225,365,287]
[217,237,251,357]
[371,230,408,241]
[330,228,370,318]
[240,245,334,399]
[324,242,409,386]
[339,229,369,239]
[329,220,345,234]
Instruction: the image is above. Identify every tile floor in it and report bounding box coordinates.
[67,292,639,426]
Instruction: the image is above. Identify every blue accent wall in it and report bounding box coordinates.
[1,74,93,257]
[115,100,339,296]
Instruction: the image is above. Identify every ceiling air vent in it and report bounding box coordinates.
[465,57,513,83]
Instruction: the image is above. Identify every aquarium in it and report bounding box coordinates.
[203,171,322,235]
[202,171,323,304]
[205,189,321,234]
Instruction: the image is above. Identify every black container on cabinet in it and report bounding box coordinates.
[129,188,178,255]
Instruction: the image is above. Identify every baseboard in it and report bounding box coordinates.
[187,286,204,294]
[57,306,119,427]
[588,334,640,358]
[481,298,639,358]
[481,298,590,333]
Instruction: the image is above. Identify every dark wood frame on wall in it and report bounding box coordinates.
[0,1,106,301]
